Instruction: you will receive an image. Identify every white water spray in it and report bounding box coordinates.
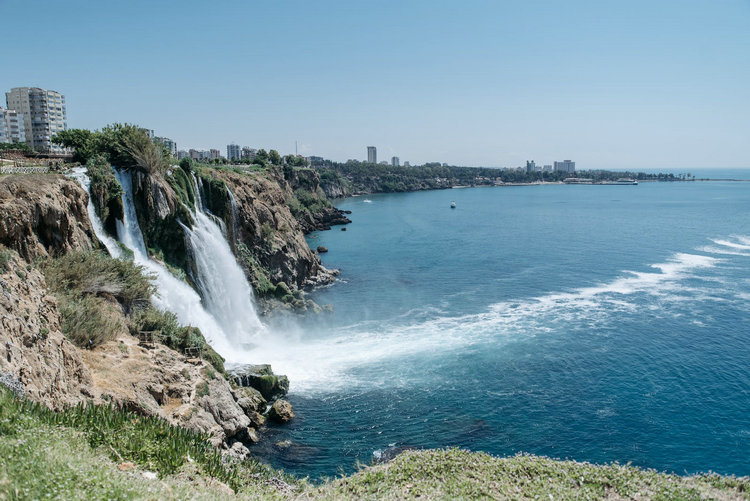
[112,168,245,358]
[182,174,265,346]
[69,167,122,259]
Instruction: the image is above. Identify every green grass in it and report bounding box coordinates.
[1,386,748,500]
[310,449,750,500]
[0,387,294,498]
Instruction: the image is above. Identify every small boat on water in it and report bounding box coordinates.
[450,201,456,208]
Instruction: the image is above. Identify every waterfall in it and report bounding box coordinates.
[183,174,265,344]
[111,168,241,357]
[69,167,123,259]
[70,166,265,361]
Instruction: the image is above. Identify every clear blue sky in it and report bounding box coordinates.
[3,0,748,169]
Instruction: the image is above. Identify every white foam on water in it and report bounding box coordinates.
[261,251,727,394]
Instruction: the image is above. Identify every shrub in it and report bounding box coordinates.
[41,251,154,313]
[58,295,121,348]
[0,246,12,272]
[128,307,226,375]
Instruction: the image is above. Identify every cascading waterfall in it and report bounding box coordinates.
[71,166,267,362]
[111,168,243,358]
[69,167,122,259]
[184,173,265,346]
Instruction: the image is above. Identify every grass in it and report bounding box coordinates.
[310,449,750,500]
[0,387,294,498]
[1,385,748,500]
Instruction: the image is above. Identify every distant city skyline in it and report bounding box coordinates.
[2,1,748,168]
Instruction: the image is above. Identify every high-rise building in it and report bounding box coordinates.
[209,149,221,160]
[553,160,576,173]
[391,156,400,167]
[0,107,26,144]
[5,87,67,153]
[154,136,177,156]
[227,143,241,160]
[526,160,536,173]
[367,146,377,164]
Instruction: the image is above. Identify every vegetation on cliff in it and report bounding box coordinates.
[2,383,748,500]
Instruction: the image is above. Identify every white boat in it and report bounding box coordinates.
[450,201,456,208]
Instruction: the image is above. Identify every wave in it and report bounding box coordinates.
[250,248,743,394]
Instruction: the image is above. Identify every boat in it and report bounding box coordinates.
[450,201,456,208]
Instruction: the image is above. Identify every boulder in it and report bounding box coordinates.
[233,385,267,414]
[228,364,289,401]
[195,377,251,439]
[268,399,294,423]
[316,246,328,253]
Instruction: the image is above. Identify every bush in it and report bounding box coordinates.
[128,307,226,375]
[40,251,155,348]
[41,251,154,314]
[0,246,11,273]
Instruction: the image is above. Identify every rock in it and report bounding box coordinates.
[341,227,347,231]
[246,428,260,443]
[226,441,250,460]
[195,377,251,440]
[118,462,136,471]
[317,246,328,253]
[268,399,294,423]
[0,251,93,409]
[228,364,289,401]
[233,385,267,414]
[0,174,98,260]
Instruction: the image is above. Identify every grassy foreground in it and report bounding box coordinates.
[1,387,747,500]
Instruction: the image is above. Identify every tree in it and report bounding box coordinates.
[52,129,94,163]
[269,149,281,165]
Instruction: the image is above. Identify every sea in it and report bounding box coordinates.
[249,172,750,479]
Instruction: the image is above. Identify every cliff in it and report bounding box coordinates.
[0,249,94,409]
[0,174,98,260]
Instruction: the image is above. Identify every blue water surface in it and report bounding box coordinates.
[251,177,750,479]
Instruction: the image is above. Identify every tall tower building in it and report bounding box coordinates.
[227,143,241,160]
[367,146,377,164]
[5,87,67,153]
[391,156,400,167]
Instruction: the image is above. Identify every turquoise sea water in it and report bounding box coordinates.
[252,178,750,479]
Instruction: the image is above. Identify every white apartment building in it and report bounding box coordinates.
[367,146,377,163]
[227,143,241,161]
[391,156,400,167]
[554,160,576,173]
[5,87,67,153]
[0,107,26,144]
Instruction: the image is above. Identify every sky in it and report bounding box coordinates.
[2,0,748,169]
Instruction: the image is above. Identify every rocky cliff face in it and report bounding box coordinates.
[0,175,98,260]
[209,168,338,292]
[0,250,94,409]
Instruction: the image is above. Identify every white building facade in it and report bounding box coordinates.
[554,160,576,173]
[227,143,241,160]
[5,87,67,153]
[0,107,26,144]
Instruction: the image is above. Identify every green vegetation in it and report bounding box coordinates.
[315,161,682,197]
[40,251,154,348]
[2,390,747,501]
[128,308,226,375]
[314,449,750,500]
[0,386,294,498]
[0,245,11,272]
[53,123,170,174]
[86,154,124,233]
[0,141,31,153]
